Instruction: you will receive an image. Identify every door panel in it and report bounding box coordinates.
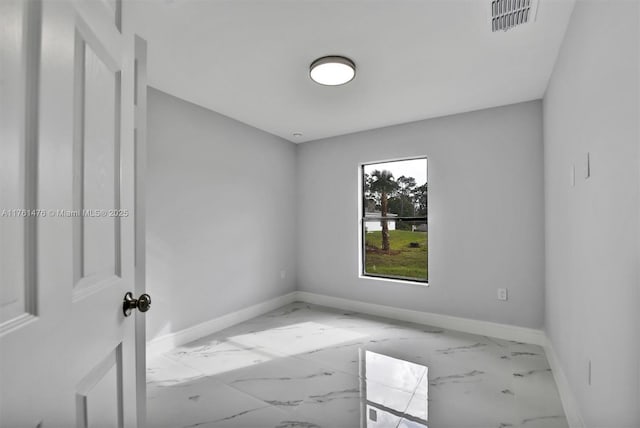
[0,0,38,328]
[0,1,146,426]
[73,20,121,296]
[0,0,26,323]
[76,344,123,428]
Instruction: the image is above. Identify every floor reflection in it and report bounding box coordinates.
[361,350,428,427]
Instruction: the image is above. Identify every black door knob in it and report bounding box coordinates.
[123,292,152,317]
[137,294,151,312]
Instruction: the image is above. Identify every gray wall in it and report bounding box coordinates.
[296,101,545,328]
[543,1,640,426]
[146,88,297,340]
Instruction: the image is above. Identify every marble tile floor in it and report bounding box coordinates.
[147,302,568,428]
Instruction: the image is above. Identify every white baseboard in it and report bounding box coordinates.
[295,291,548,346]
[146,292,297,356]
[148,290,548,355]
[542,337,586,428]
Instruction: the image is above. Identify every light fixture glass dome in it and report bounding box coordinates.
[309,56,356,86]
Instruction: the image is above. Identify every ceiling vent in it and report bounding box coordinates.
[490,0,539,32]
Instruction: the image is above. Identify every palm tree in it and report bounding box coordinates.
[370,170,398,252]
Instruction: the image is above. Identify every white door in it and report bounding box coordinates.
[0,1,147,426]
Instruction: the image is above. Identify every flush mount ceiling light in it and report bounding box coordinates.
[309,56,356,86]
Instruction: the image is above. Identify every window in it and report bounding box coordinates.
[361,158,428,283]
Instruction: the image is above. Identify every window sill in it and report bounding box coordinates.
[359,274,429,287]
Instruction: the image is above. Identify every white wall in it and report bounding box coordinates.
[146,88,297,341]
[296,101,545,328]
[543,1,640,426]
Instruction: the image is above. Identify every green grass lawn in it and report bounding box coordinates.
[364,229,428,281]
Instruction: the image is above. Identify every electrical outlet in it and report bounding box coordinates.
[585,152,591,179]
[497,288,508,301]
[587,360,592,386]
[369,408,377,422]
[280,270,286,279]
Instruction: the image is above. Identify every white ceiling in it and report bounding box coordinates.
[129,0,575,143]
